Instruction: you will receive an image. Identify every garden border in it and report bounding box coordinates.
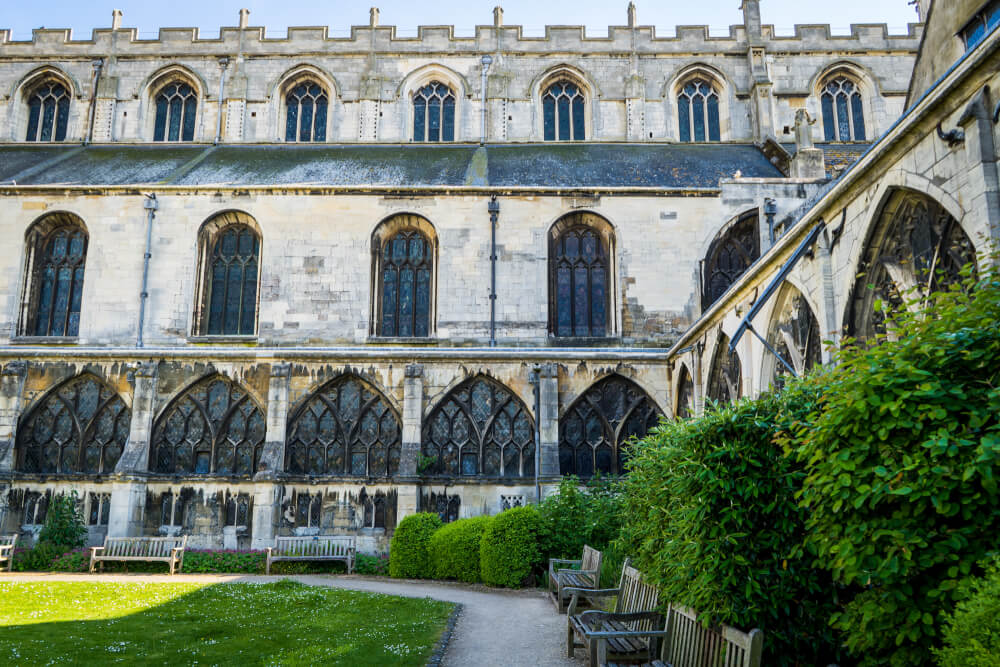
[427,602,463,666]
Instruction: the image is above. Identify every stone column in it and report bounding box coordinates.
[108,362,158,537]
[958,87,1000,249]
[538,363,560,478]
[250,482,281,549]
[0,361,28,473]
[396,364,424,524]
[256,363,291,476]
[107,480,147,537]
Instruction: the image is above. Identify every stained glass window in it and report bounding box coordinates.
[706,334,742,405]
[678,79,721,143]
[16,374,130,474]
[559,375,662,477]
[286,375,401,477]
[543,81,585,141]
[25,82,70,142]
[769,289,822,388]
[422,376,534,478]
[153,81,197,142]
[363,495,387,529]
[285,82,328,142]
[379,229,432,337]
[702,212,760,309]
[204,224,259,336]
[551,225,610,337]
[413,81,455,142]
[675,366,695,419]
[151,375,266,476]
[27,224,88,337]
[821,77,866,142]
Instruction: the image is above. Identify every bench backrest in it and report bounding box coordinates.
[661,604,763,667]
[0,535,17,549]
[581,545,603,573]
[102,536,187,558]
[273,535,356,557]
[613,559,661,632]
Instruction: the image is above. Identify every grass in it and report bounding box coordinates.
[0,580,454,665]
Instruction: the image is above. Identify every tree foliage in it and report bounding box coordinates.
[38,491,87,549]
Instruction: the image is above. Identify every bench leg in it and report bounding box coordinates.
[588,638,599,667]
[265,556,271,576]
[89,557,96,574]
[567,622,576,659]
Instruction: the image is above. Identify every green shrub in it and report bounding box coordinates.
[619,378,842,666]
[38,492,87,549]
[480,505,541,588]
[935,559,1000,666]
[537,475,623,566]
[389,512,442,579]
[786,259,1000,665]
[355,553,390,576]
[13,543,68,571]
[430,516,492,583]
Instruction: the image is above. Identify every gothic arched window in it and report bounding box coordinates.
[151,375,266,476]
[413,81,455,142]
[543,81,585,141]
[768,287,822,388]
[285,81,328,142]
[16,374,130,474]
[821,76,866,142]
[286,376,401,477]
[678,78,721,143]
[20,215,88,338]
[377,228,433,338]
[559,375,662,478]
[707,334,742,405]
[702,211,760,310]
[25,81,70,142]
[153,81,197,142]
[422,376,534,478]
[675,365,695,419]
[550,215,612,338]
[196,218,261,337]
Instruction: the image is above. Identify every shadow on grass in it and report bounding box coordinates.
[0,578,453,665]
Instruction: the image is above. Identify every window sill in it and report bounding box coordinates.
[365,336,438,345]
[187,335,258,344]
[10,336,79,345]
[548,336,622,347]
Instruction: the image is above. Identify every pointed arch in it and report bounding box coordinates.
[285,374,402,477]
[399,64,468,143]
[548,211,617,337]
[272,65,338,143]
[141,65,204,142]
[763,283,822,389]
[666,63,731,143]
[810,61,879,143]
[192,210,262,337]
[533,64,597,142]
[371,213,438,338]
[558,374,663,477]
[422,375,535,478]
[150,374,265,476]
[18,211,89,338]
[674,363,696,419]
[701,210,760,310]
[706,332,742,405]
[16,373,130,474]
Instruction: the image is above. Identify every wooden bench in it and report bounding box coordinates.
[0,535,17,572]
[89,536,187,575]
[549,544,604,613]
[265,535,356,575]
[567,559,662,666]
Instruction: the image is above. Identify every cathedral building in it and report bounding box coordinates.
[0,1,951,551]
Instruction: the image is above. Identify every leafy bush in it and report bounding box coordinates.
[935,558,1000,666]
[430,515,492,583]
[786,260,1000,665]
[38,492,87,549]
[480,505,542,588]
[13,543,67,571]
[619,379,842,666]
[538,476,622,563]
[389,512,442,579]
[50,547,89,572]
[355,553,390,576]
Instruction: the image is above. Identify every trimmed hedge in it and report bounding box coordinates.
[480,505,541,588]
[430,515,492,583]
[389,512,443,579]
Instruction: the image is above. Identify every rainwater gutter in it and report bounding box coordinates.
[137,194,158,347]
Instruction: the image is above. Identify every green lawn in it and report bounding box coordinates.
[0,580,454,665]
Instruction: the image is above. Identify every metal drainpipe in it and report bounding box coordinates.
[529,365,542,503]
[215,58,229,145]
[84,59,104,145]
[488,195,500,347]
[480,55,493,144]
[137,194,158,348]
[764,197,778,245]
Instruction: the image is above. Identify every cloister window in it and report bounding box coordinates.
[88,493,111,526]
[20,215,88,338]
[22,492,48,526]
[559,375,662,478]
[543,81,585,141]
[286,375,401,477]
[25,81,70,142]
[294,493,323,529]
[678,78,721,143]
[701,211,760,310]
[675,366,695,420]
[550,214,612,338]
[195,216,261,337]
[821,76,866,142]
[427,493,461,523]
[285,81,328,142]
[150,375,266,476]
[153,81,197,142]
[413,81,455,142]
[16,374,130,474]
[161,492,186,527]
[377,228,433,338]
[362,495,387,529]
[422,376,535,478]
[768,288,822,388]
[706,334,742,405]
[225,494,250,527]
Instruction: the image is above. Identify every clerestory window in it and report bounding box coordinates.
[413,81,455,142]
[677,78,721,143]
[820,76,866,142]
[543,81,585,141]
[153,81,197,142]
[285,81,328,142]
[25,81,70,142]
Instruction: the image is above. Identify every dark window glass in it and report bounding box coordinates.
[678,95,691,143]
[25,82,70,142]
[769,290,822,389]
[542,81,585,141]
[413,82,455,142]
[204,225,259,336]
[551,225,609,337]
[702,212,760,309]
[821,77,866,141]
[378,229,432,337]
[559,375,662,478]
[422,376,534,478]
[707,333,742,405]
[285,82,329,142]
[677,79,720,143]
[675,367,695,419]
[30,226,87,337]
[16,374,129,474]
[153,82,197,142]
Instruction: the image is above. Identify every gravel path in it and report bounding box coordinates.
[0,572,583,667]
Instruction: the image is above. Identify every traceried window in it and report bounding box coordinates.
[413,81,455,142]
[88,493,111,527]
[21,217,88,337]
[294,492,322,529]
[706,334,742,405]
[201,223,260,336]
[153,81,197,142]
[422,376,534,478]
[848,190,977,341]
[821,76,866,142]
[550,222,610,338]
[426,492,461,523]
[151,375,266,476]
[543,81,585,141]
[16,374,130,474]
[675,366,695,419]
[559,375,662,478]
[25,81,70,142]
[378,229,433,338]
[362,495,387,529]
[161,492,186,527]
[702,212,760,310]
[224,493,250,527]
[22,492,49,526]
[286,375,401,477]
[961,0,1000,50]
[768,289,822,389]
[678,78,721,143]
[285,81,328,142]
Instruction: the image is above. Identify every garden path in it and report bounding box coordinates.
[0,572,584,667]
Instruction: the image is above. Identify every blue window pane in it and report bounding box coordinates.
[851,94,866,141]
[51,266,71,336]
[428,98,441,142]
[26,98,41,141]
[678,97,691,142]
[966,19,986,49]
[382,268,398,336]
[573,267,589,335]
[707,95,720,142]
[351,452,367,475]
[415,268,430,337]
[591,269,606,336]
[168,97,182,141]
[299,98,314,142]
[461,453,478,475]
[182,96,196,141]
[240,258,257,335]
[836,94,850,142]
[380,230,431,337]
[821,95,836,141]
[693,96,705,142]
[40,99,55,142]
[154,98,168,141]
[543,98,556,141]
[208,262,226,334]
[194,452,211,474]
[314,99,327,141]
[414,101,426,142]
[556,266,572,337]
[572,97,585,140]
[558,97,571,140]
[398,268,414,337]
[224,263,242,334]
[55,99,69,141]
[285,99,298,141]
[442,98,455,141]
[35,267,55,336]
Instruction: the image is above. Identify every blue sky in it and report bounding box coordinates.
[3,1,921,40]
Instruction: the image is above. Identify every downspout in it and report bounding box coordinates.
[488,195,500,347]
[84,59,104,145]
[480,55,493,145]
[529,365,542,503]
[215,58,229,145]
[137,194,158,348]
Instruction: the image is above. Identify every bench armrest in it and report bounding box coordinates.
[564,586,619,598]
[89,546,104,555]
[580,610,662,625]
[170,547,184,554]
[557,567,598,575]
[549,558,582,567]
[265,547,273,556]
